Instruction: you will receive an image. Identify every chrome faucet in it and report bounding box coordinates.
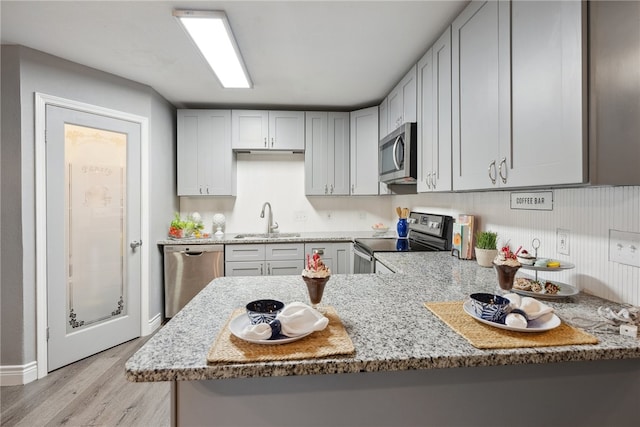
[259,202,279,234]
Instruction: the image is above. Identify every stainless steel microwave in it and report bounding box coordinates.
[379,122,417,184]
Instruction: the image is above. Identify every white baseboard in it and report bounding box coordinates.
[2,315,162,386]
[144,312,163,336]
[0,361,38,386]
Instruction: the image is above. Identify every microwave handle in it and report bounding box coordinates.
[392,135,403,171]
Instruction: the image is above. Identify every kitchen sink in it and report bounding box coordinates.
[233,233,301,239]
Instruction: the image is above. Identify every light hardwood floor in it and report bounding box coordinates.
[1,336,170,426]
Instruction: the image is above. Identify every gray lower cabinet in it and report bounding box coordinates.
[225,243,304,277]
[304,242,352,274]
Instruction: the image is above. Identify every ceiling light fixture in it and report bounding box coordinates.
[173,10,252,89]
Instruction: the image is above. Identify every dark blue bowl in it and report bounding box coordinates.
[469,293,511,323]
[245,299,284,325]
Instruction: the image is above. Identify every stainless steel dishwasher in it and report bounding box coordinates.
[163,244,224,318]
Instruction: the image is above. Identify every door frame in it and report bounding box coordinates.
[34,93,150,378]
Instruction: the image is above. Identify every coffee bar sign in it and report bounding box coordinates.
[510,191,553,211]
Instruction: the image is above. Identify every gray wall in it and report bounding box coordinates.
[0,45,177,366]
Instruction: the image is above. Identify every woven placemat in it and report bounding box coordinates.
[207,306,355,363]
[424,301,598,349]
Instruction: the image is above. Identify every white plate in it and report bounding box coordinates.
[520,262,575,271]
[228,314,313,345]
[511,278,579,299]
[462,299,561,332]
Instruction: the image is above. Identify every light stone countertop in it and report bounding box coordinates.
[157,230,394,245]
[126,252,640,382]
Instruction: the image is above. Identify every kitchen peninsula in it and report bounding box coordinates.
[126,252,640,426]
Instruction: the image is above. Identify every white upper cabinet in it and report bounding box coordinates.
[452,0,509,190]
[350,106,380,195]
[417,27,452,193]
[379,97,389,139]
[508,0,586,187]
[387,65,417,131]
[177,109,235,196]
[232,110,305,151]
[304,111,350,195]
[452,0,586,190]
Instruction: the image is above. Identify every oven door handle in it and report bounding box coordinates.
[392,135,403,171]
[353,245,373,262]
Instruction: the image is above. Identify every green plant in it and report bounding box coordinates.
[475,230,498,250]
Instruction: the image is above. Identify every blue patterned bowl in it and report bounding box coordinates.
[469,293,511,323]
[245,299,284,325]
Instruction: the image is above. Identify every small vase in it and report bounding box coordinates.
[397,218,408,238]
[475,248,498,268]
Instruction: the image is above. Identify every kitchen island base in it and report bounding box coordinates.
[173,358,639,427]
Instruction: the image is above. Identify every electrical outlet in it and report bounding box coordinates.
[294,211,307,222]
[609,229,640,267]
[557,228,570,255]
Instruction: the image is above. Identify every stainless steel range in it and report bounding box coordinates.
[353,211,454,274]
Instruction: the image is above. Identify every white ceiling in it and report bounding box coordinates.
[1,0,468,109]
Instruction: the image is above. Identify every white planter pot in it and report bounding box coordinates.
[474,248,498,268]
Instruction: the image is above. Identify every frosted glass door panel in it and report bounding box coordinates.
[65,124,127,331]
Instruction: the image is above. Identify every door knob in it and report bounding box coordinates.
[130,240,143,249]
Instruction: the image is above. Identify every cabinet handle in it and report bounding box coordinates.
[324,184,328,195]
[271,137,274,147]
[498,157,507,184]
[330,184,334,194]
[199,187,203,194]
[351,184,355,194]
[206,187,210,195]
[264,137,267,148]
[488,160,497,184]
[426,172,432,189]
[260,264,264,275]
[267,263,271,275]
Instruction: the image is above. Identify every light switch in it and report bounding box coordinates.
[609,230,640,267]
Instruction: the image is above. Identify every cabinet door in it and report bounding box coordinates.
[379,97,388,139]
[350,106,380,195]
[231,110,269,150]
[452,0,510,190]
[507,0,586,187]
[401,65,417,124]
[304,112,329,195]
[177,110,234,196]
[388,66,417,131]
[267,260,304,276]
[432,27,453,192]
[333,243,351,274]
[416,47,435,193]
[329,112,350,195]
[269,111,305,150]
[225,261,264,277]
[265,243,304,261]
[177,110,202,196]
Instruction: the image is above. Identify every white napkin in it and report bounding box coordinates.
[240,302,329,340]
[504,293,554,327]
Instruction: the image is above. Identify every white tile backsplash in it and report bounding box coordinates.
[181,157,639,305]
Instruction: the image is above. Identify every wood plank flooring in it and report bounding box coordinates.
[1,335,170,426]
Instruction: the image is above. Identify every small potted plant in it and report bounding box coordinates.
[475,230,498,267]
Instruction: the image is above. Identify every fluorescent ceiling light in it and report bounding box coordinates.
[174,10,252,89]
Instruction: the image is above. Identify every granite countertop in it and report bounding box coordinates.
[157,230,393,245]
[126,252,640,382]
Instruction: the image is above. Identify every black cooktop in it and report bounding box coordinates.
[354,237,438,254]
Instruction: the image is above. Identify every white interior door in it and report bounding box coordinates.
[46,105,141,371]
